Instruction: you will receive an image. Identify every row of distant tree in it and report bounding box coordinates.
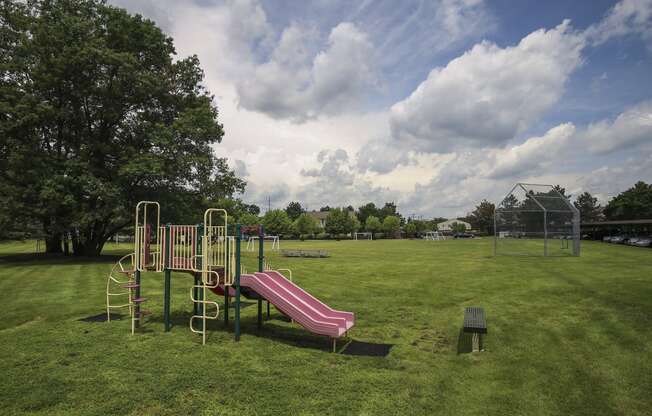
[226,181,652,238]
[236,202,405,238]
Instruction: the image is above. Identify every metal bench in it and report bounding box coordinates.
[281,249,329,258]
[463,307,487,352]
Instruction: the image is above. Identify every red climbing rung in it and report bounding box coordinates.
[122,283,139,289]
[132,297,147,303]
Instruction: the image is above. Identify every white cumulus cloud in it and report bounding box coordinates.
[585,0,652,47]
[388,20,585,152]
[583,101,652,153]
[237,22,378,122]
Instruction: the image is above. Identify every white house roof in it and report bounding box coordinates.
[437,219,471,230]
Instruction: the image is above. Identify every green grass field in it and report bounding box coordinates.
[1,238,651,415]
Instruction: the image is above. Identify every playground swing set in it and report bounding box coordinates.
[106,201,354,350]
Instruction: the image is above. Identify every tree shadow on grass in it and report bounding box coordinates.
[0,252,123,266]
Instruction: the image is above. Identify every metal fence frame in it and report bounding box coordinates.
[494,183,580,257]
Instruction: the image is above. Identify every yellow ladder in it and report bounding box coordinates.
[106,253,149,334]
[189,268,220,345]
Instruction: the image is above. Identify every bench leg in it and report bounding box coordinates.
[472,333,480,352]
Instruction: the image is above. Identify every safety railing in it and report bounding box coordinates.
[134,201,160,271]
[154,226,165,272]
[277,268,293,282]
[135,226,145,271]
[168,225,198,270]
[204,225,226,267]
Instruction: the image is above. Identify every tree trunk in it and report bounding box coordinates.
[72,235,106,256]
[45,233,63,253]
[63,233,70,255]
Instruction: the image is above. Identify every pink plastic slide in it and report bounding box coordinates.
[216,271,354,338]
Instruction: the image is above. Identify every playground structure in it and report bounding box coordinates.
[354,232,372,240]
[246,235,279,251]
[106,201,354,349]
[424,231,444,241]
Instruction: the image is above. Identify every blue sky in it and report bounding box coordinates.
[110,0,652,217]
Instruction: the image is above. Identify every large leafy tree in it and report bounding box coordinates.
[284,201,304,221]
[357,201,404,224]
[603,181,652,220]
[553,185,569,198]
[382,215,401,238]
[411,219,429,235]
[405,222,416,238]
[356,202,379,224]
[379,202,403,223]
[262,209,292,236]
[573,192,602,222]
[468,200,495,234]
[364,215,381,236]
[293,213,318,238]
[325,207,356,237]
[0,0,244,255]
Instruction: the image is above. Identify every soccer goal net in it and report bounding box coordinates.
[354,232,373,240]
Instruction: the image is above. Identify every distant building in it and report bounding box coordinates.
[306,209,356,229]
[437,219,471,232]
[307,211,329,228]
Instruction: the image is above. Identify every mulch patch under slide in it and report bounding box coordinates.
[341,340,393,357]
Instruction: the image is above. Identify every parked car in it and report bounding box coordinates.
[625,237,641,245]
[602,236,612,242]
[633,237,652,247]
[609,235,626,244]
[453,232,474,239]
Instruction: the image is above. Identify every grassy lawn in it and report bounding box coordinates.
[1,238,651,415]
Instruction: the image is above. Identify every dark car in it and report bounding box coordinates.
[609,235,626,244]
[633,238,652,247]
[454,232,474,239]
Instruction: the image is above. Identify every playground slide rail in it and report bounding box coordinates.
[239,272,354,338]
[263,270,353,323]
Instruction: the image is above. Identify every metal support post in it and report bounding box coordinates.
[135,270,141,328]
[235,224,241,341]
[164,224,171,331]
